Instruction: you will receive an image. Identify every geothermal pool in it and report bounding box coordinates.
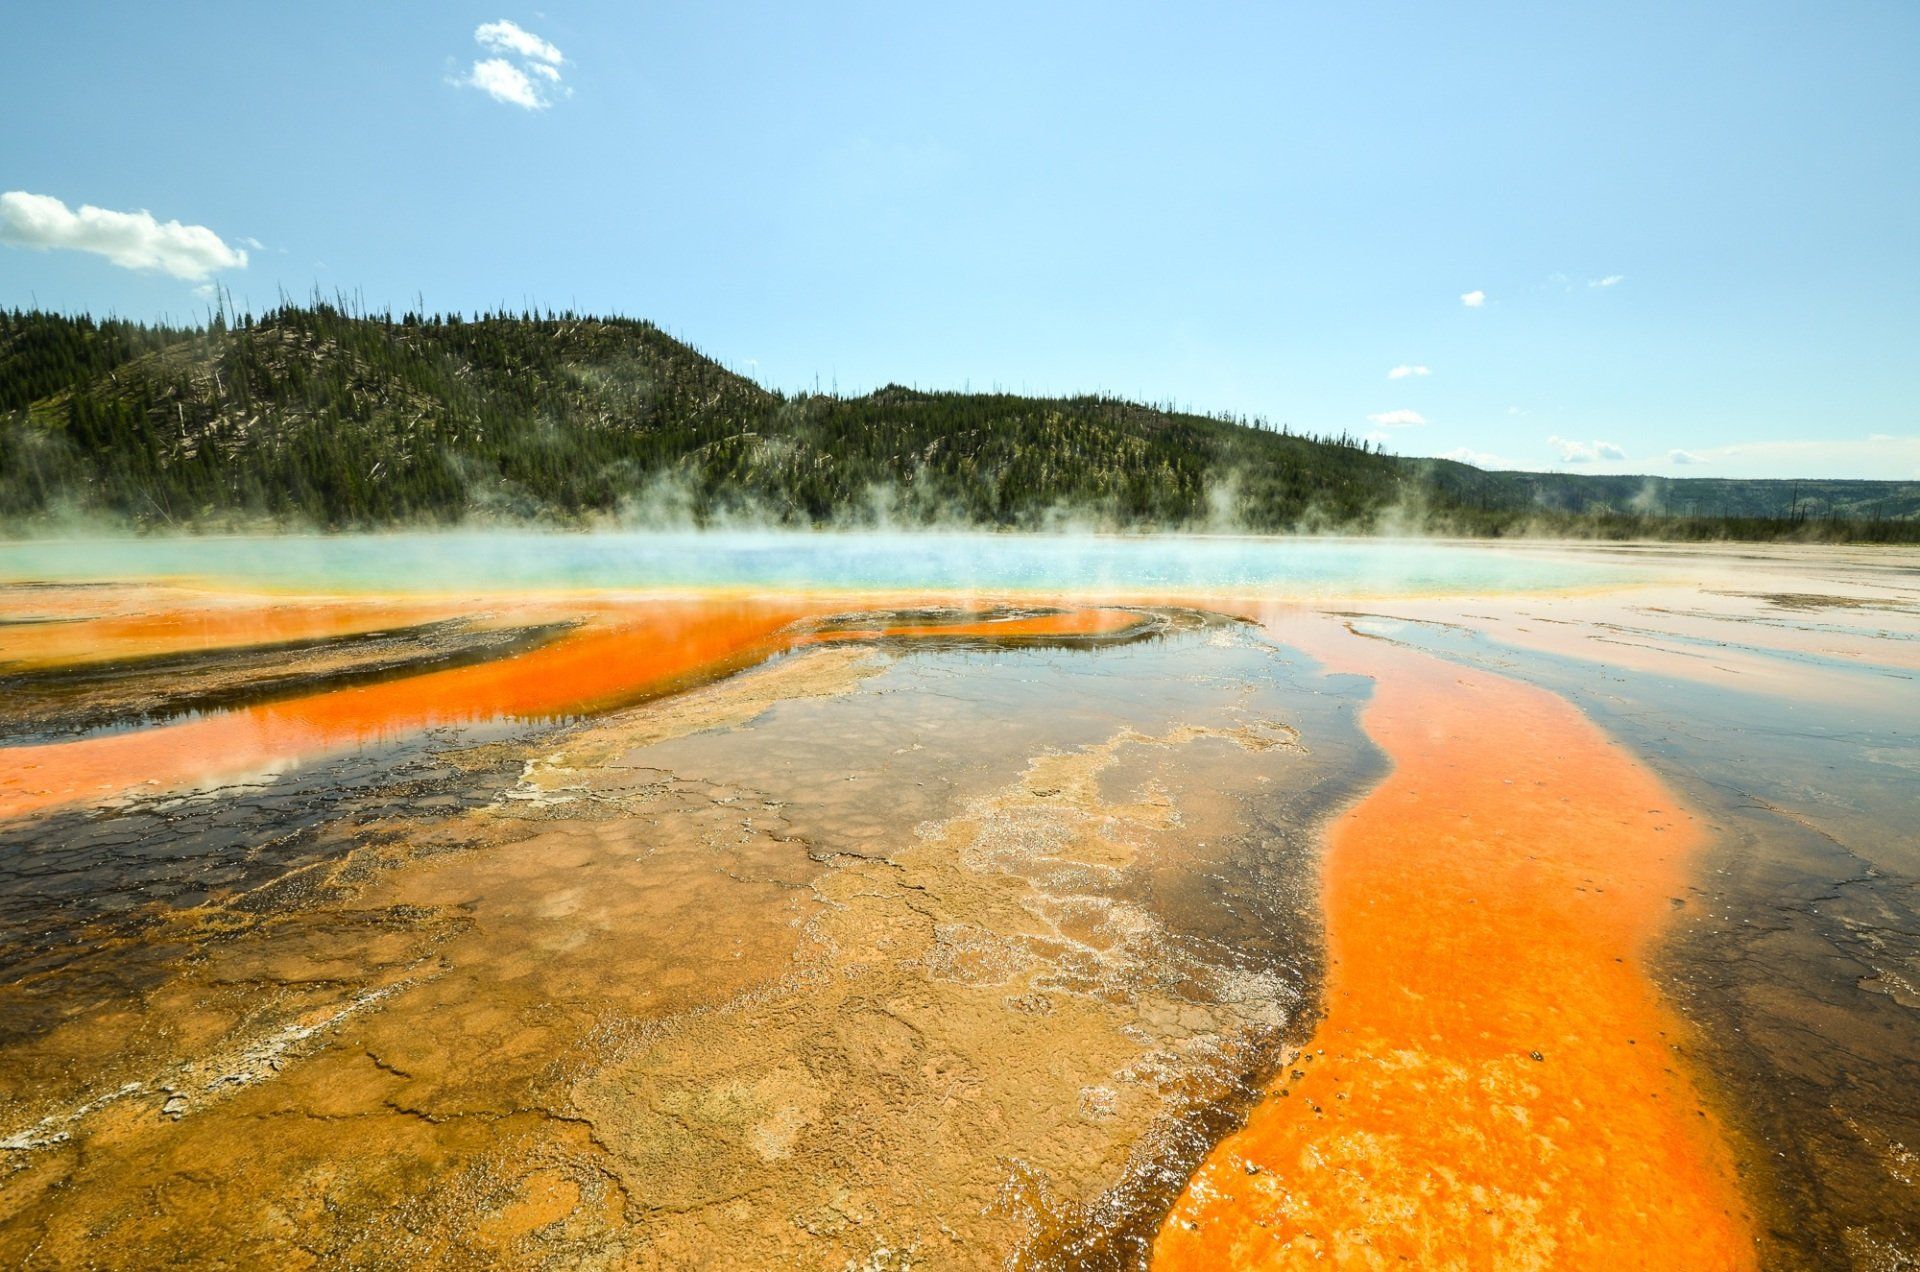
[0,534,1915,1269]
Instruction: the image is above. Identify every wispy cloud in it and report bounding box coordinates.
[466,58,545,108]
[458,19,568,109]
[475,19,563,65]
[0,191,247,281]
[1452,436,1916,478]
[1589,274,1625,288]
[1367,409,1428,428]
[1438,447,1512,470]
[1387,364,1431,380]
[1460,289,1487,308]
[1651,436,1920,479]
[1551,436,1627,464]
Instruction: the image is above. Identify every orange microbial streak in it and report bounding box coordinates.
[0,599,817,820]
[0,593,482,670]
[0,599,1150,821]
[1153,617,1757,1271]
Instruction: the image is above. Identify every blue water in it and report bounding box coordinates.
[0,532,1634,597]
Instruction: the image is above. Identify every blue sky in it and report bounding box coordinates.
[4,2,1916,478]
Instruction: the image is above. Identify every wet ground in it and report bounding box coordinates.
[0,586,1377,1268]
[0,539,1915,1269]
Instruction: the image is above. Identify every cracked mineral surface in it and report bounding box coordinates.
[0,587,1367,1268]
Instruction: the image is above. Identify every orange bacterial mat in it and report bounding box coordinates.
[1151,615,1757,1270]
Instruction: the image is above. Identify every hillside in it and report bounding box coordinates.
[1457,470,1920,523]
[2,306,1915,540]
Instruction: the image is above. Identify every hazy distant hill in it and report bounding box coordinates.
[1456,470,1920,523]
[2,306,1915,540]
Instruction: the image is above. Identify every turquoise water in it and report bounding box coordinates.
[0,532,1634,597]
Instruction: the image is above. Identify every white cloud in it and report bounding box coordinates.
[1387,364,1431,380]
[1460,289,1487,308]
[1669,449,1702,465]
[1589,274,1625,288]
[476,19,563,66]
[466,57,546,108]
[1506,405,1526,416]
[1550,436,1627,464]
[458,20,567,109]
[0,191,247,281]
[1367,409,1428,427]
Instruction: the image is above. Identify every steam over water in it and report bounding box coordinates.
[0,531,1633,596]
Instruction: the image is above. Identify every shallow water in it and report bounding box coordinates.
[0,534,1914,1269]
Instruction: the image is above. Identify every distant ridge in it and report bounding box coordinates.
[3,306,1915,540]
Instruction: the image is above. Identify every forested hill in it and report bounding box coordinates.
[2,306,1915,540]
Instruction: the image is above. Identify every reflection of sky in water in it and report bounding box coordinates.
[0,532,1634,597]
[1350,615,1917,874]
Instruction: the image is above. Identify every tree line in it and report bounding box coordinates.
[2,305,1914,541]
